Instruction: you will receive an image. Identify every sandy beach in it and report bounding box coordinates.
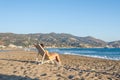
[0,50,120,80]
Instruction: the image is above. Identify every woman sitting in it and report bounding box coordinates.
[40,44,61,65]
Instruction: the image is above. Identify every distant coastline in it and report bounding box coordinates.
[0,33,120,48]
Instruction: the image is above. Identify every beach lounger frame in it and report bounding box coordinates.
[34,44,55,64]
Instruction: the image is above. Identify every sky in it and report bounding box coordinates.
[0,0,120,41]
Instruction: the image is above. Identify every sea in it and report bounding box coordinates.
[46,48,120,61]
[1,48,120,61]
[0,50,10,52]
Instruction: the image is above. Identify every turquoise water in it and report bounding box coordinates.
[47,48,120,60]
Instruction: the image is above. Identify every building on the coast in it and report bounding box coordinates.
[0,41,6,49]
[8,44,17,48]
[0,45,6,49]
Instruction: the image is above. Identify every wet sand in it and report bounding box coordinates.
[0,50,120,80]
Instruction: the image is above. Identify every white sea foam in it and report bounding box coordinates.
[32,48,120,61]
[62,52,120,60]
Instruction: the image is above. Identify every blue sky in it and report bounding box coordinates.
[0,0,120,41]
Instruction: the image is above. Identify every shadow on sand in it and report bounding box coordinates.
[0,58,37,64]
[0,74,39,80]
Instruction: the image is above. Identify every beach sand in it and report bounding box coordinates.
[0,50,120,80]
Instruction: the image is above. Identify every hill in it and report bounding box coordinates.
[0,33,119,48]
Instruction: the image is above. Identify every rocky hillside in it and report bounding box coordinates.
[0,33,119,48]
[108,41,120,48]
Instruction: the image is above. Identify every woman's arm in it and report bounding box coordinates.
[45,50,50,56]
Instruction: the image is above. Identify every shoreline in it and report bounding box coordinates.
[46,48,120,61]
[71,54,120,61]
[0,48,120,61]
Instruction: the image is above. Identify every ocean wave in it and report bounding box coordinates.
[62,52,120,60]
[32,48,120,60]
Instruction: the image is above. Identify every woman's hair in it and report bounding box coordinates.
[40,43,44,48]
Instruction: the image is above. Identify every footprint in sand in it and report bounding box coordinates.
[68,75,74,79]
[40,73,47,76]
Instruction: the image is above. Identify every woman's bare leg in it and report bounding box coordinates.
[56,54,61,64]
[49,53,61,64]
